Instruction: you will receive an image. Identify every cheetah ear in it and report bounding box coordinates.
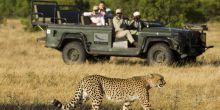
[147,74,154,79]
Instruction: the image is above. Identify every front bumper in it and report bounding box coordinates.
[180,45,214,58]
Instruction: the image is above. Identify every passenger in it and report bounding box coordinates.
[113,9,136,45]
[129,11,145,35]
[83,6,105,26]
[98,1,112,18]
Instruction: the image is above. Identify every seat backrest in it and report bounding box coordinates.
[59,10,80,24]
[32,1,58,25]
[35,4,57,18]
[107,18,113,26]
[81,16,92,25]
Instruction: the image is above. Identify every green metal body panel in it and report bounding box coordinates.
[45,24,206,58]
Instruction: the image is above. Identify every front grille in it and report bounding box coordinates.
[190,31,202,45]
[178,30,205,55]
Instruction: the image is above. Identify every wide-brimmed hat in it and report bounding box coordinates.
[133,11,141,16]
[116,9,122,14]
[93,6,99,11]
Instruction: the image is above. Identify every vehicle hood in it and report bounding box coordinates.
[141,27,190,36]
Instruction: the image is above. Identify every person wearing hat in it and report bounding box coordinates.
[98,1,112,18]
[113,9,136,45]
[129,11,145,35]
[83,6,105,26]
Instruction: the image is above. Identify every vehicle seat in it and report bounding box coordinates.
[33,3,58,24]
[81,16,95,25]
[112,30,128,48]
[57,9,80,24]
[106,18,113,26]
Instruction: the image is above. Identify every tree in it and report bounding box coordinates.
[0,0,17,17]
[0,0,219,29]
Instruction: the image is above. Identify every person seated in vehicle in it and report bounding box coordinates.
[113,9,136,46]
[129,11,145,35]
[98,1,112,19]
[83,6,105,26]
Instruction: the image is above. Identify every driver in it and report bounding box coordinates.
[129,11,145,35]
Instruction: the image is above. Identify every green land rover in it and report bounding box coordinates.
[31,1,213,65]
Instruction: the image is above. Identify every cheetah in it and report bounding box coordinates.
[52,73,166,110]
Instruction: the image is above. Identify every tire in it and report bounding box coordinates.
[147,43,174,65]
[62,42,86,64]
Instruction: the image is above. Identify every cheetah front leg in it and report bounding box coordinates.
[122,101,131,110]
[91,96,103,110]
[85,85,104,110]
[139,92,151,110]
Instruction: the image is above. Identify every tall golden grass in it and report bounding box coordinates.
[0,19,219,110]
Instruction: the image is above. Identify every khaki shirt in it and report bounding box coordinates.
[113,16,128,32]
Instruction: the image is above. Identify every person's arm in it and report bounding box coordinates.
[83,12,92,16]
[100,16,105,26]
[90,15,105,26]
[128,20,134,26]
[90,17,99,24]
[125,20,132,30]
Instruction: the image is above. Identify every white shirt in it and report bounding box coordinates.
[83,12,105,26]
[99,8,112,18]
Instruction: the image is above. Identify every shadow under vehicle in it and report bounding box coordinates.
[31,0,213,65]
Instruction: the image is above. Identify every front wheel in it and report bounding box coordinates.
[147,43,174,65]
[62,42,86,64]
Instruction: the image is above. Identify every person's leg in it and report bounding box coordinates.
[116,30,135,43]
[116,31,127,38]
[124,30,135,43]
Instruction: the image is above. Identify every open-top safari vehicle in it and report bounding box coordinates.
[31,0,213,65]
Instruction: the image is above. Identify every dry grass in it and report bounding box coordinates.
[0,19,219,110]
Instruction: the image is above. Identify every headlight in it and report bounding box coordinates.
[46,29,51,34]
[200,33,206,43]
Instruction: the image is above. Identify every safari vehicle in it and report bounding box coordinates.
[31,0,213,65]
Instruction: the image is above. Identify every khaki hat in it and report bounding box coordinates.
[116,9,122,14]
[133,11,141,16]
[93,6,99,11]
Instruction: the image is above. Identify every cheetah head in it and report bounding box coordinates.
[146,73,166,88]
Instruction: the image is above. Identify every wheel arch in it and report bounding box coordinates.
[58,33,88,52]
[143,37,174,54]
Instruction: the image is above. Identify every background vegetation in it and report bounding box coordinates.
[0,0,220,27]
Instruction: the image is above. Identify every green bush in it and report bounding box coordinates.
[20,18,39,32]
[209,16,220,23]
[0,0,219,30]
[0,17,7,26]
